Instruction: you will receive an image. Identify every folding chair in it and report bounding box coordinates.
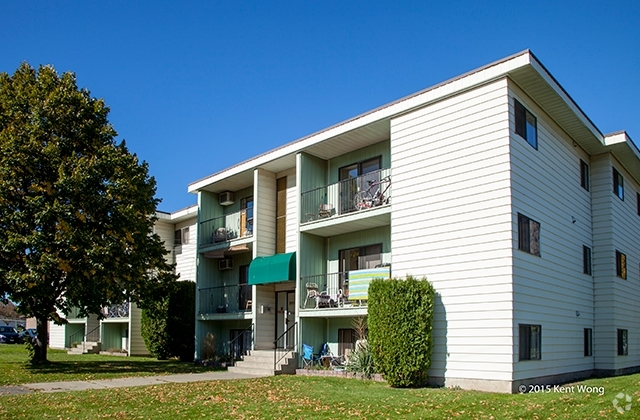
[302,343,317,369]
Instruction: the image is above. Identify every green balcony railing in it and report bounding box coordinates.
[198,284,252,315]
[199,209,253,247]
[300,168,391,223]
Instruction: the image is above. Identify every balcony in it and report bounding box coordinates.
[300,168,391,237]
[199,210,253,248]
[104,302,129,319]
[299,266,390,315]
[198,284,252,317]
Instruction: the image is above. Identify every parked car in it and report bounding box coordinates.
[0,326,22,344]
[19,328,37,342]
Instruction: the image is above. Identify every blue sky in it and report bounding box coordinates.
[2,1,638,212]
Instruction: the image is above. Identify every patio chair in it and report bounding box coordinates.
[318,203,334,218]
[302,343,317,369]
[319,342,342,367]
[304,282,319,308]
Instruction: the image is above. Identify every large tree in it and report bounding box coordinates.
[0,63,177,362]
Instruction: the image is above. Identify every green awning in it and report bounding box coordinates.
[249,252,296,285]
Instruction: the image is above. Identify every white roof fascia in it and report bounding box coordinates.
[169,204,198,223]
[188,50,609,193]
[527,55,604,144]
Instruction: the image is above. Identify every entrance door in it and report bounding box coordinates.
[275,291,296,349]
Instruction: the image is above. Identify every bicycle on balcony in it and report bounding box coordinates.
[354,176,391,210]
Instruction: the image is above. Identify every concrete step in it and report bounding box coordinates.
[229,350,298,376]
[227,365,274,376]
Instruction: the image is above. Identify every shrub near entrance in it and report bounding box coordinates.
[368,276,435,387]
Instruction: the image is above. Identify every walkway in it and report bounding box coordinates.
[0,371,265,396]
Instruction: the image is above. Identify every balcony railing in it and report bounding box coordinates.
[300,271,357,310]
[300,266,391,310]
[199,209,253,247]
[198,284,252,315]
[300,168,391,223]
[105,302,129,318]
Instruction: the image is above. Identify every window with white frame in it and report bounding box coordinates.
[514,99,537,149]
[583,245,592,275]
[613,168,624,200]
[175,227,189,245]
[616,250,627,279]
[584,328,593,357]
[580,160,589,191]
[519,324,541,361]
[518,213,540,256]
[618,329,628,356]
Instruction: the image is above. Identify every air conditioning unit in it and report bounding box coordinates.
[219,191,235,206]
[218,258,234,271]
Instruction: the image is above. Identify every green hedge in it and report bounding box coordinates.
[141,281,195,361]
[368,276,435,387]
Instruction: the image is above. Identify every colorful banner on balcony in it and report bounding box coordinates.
[348,267,390,300]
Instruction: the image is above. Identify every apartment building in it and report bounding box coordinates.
[188,50,640,392]
[49,205,198,356]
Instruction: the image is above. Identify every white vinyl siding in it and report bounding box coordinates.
[275,168,298,253]
[390,79,514,386]
[154,220,175,265]
[48,322,66,349]
[254,168,277,257]
[175,218,197,282]
[253,285,276,349]
[591,154,640,372]
[509,82,595,381]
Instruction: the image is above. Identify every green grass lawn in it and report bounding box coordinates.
[2,344,640,419]
[2,374,640,419]
[0,344,221,386]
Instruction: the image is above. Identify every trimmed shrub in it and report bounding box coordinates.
[368,276,435,387]
[141,280,195,361]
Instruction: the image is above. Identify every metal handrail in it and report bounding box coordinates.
[228,323,253,361]
[273,322,297,372]
[68,329,84,348]
[83,325,101,352]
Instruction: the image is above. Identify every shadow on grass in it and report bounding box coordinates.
[24,359,223,376]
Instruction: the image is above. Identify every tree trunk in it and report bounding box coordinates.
[33,315,49,362]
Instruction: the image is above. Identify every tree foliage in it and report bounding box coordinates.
[0,63,177,361]
[368,276,435,387]
[141,281,195,361]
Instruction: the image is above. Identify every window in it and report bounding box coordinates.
[241,196,253,235]
[339,243,383,297]
[518,213,541,256]
[339,156,381,213]
[584,328,593,357]
[637,192,640,216]
[617,329,628,356]
[616,250,627,279]
[174,227,189,245]
[514,99,537,149]
[613,168,624,200]
[519,324,541,360]
[338,329,356,357]
[583,246,592,275]
[580,160,590,191]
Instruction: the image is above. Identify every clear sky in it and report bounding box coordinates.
[2,1,638,212]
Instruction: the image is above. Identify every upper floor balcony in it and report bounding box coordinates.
[199,209,253,249]
[300,168,391,237]
[198,284,252,319]
[299,266,390,314]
